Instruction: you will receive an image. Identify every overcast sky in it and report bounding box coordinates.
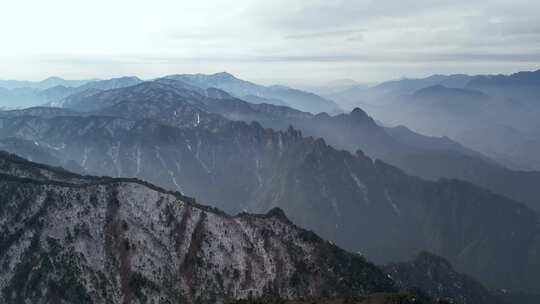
[1,0,539,84]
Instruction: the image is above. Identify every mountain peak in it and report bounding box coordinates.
[351,107,368,116]
[265,207,291,223]
[212,71,237,80]
[350,107,373,123]
[42,76,65,82]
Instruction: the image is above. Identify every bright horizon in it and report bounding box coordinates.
[1,0,540,84]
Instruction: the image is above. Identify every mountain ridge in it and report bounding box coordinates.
[164,72,342,114]
[0,108,539,292]
[0,150,397,303]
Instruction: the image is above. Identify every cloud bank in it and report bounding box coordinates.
[1,0,539,83]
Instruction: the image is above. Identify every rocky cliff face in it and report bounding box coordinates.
[0,152,395,304]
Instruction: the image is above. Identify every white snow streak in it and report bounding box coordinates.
[135,146,142,175]
[81,147,89,169]
[385,190,401,216]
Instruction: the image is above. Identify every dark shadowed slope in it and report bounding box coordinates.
[385,252,504,304]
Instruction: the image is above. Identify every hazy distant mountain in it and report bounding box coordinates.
[329,70,540,111]
[296,79,365,96]
[466,69,540,101]
[0,76,143,108]
[302,109,540,213]
[241,94,290,106]
[51,76,143,107]
[0,87,43,108]
[385,125,478,153]
[55,79,474,160]
[77,76,142,91]
[412,85,487,101]
[328,74,473,111]
[164,72,342,114]
[37,85,77,103]
[328,70,540,171]
[0,151,396,303]
[2,85,540,293]
[380,85,492,134]
[375,74,474,95]
[1,73,340,115]
[18,78,540,212]
[0,76,95,90]
[0,85,82,109]
[189,89,540,214]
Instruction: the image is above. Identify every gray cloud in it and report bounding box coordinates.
[256,0,459,31]
[1,0,540,82]
[284,30,363,40]
[237,52,540,64]
[51,51,540,65]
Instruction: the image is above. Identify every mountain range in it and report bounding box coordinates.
[0,76,95,90]
[57,77,540,215]
[164,72,342,114]
[0,151,397,303]
[1,150,527,304]
[0,76,142,109]
[0,73,341,115]
[328,69,540,171]
[1,77,540,295]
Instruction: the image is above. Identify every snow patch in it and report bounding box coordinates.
[385,190,401,216]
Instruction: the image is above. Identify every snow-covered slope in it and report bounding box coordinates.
[0,152,394,303]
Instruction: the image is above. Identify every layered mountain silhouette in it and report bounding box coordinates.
[327,74,474,110]
[1,79,539,294]
[0,77,142,109]
[63,78,540,213]
[164,72,342,114]
[328,69,540,171]
[466,69,540,101]
[0,76,94,90]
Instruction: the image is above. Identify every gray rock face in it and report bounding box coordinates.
[0,152,395,303]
